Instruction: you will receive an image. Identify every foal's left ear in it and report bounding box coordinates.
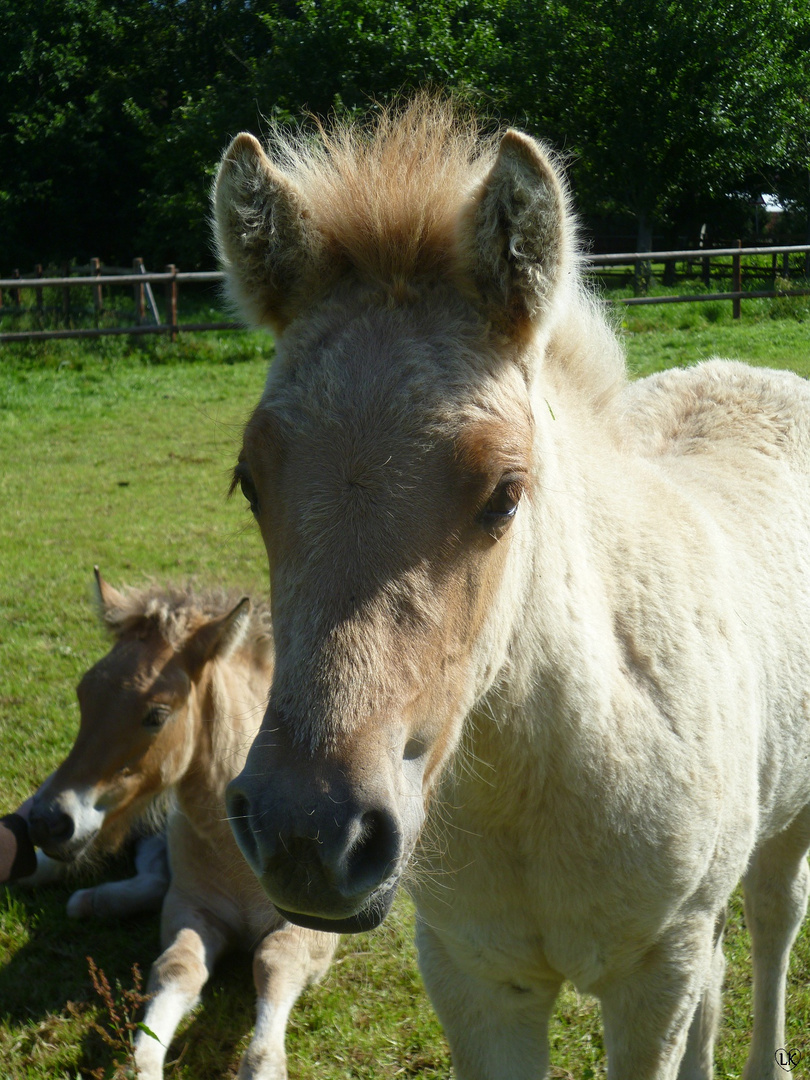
[184,597,252,674]
[94,566,126,616]
[458,129,570,335]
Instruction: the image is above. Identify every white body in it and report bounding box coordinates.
[412,358,810,1079]
[213,101,810,1078]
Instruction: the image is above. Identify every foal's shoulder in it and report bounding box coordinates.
[619,359,810,462]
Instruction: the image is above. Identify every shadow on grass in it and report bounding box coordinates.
[0,874,262,1079]
[0,859,158,1015]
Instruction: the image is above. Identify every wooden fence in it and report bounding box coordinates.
[585,242,810,319]
[0,261,239,343]
[1,244,809,343]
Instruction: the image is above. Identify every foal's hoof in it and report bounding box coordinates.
[66,887,95,919]
[236,1044,288,1080]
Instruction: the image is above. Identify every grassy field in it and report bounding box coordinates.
[1,295,810,1079]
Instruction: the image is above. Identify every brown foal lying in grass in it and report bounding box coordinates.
[29,571,339,1080]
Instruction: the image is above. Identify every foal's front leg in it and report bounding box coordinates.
[134,891,229,1080]
[67,833,170,918]
[678,908,726,1080]
[415,917,563,1080]
[599,913,719,1080]
[237,922,339,1080]
[741,806,810,1080]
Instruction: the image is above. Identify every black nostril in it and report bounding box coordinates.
[344,808,401,895]
[225,783,260,870]
[28,804,74,848]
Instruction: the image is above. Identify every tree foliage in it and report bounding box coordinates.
[0,0,808,271]
[497,0,810,247]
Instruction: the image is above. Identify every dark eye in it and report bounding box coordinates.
[234,463,259,517]
[143,705,170,730]
[480,476,524,529]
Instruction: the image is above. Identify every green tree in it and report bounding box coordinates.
[0,0,272,270]
[500,0,810,256]
[757,1,810,243]
[0,0,158,267]
[2,0,808,272]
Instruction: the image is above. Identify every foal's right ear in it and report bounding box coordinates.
[183,597,252,676]
[213,133,326,332]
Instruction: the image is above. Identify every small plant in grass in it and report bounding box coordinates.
[68,958,157,1080]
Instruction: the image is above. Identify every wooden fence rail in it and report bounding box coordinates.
[584,242,810,264]
[584,242,810,318]
[0,266,239,343]
[1,244,809,342]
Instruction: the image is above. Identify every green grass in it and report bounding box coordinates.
[1,309,810,1078]
[616,289,810,376]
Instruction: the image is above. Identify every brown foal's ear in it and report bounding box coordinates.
[213,133,327,332]
[93,566,127,617]
[182,597,252,675]
[457,129,571,336]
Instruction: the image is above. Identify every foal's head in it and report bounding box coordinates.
[29,572,251,860]
[217,99,581,931]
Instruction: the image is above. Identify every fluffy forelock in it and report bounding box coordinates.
[268,95,501,288]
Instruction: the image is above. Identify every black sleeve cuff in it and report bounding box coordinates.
[0,813,38,881]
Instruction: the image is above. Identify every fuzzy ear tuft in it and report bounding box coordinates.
[459,129,570,334]
[213,133,326,331]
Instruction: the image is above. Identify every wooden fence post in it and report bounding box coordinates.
[62,263,71,325]
[165,264,178,342]
[133,258,145,326]
[732,240,741,320]
[35,264,43,318]
[91,257,102,325]
[13,269,21,308]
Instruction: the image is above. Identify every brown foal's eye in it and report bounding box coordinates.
[233,462,259,517]
[480,476,524,528]
[143,705,170,730]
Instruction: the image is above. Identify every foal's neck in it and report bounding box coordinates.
[174,656,264,826]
